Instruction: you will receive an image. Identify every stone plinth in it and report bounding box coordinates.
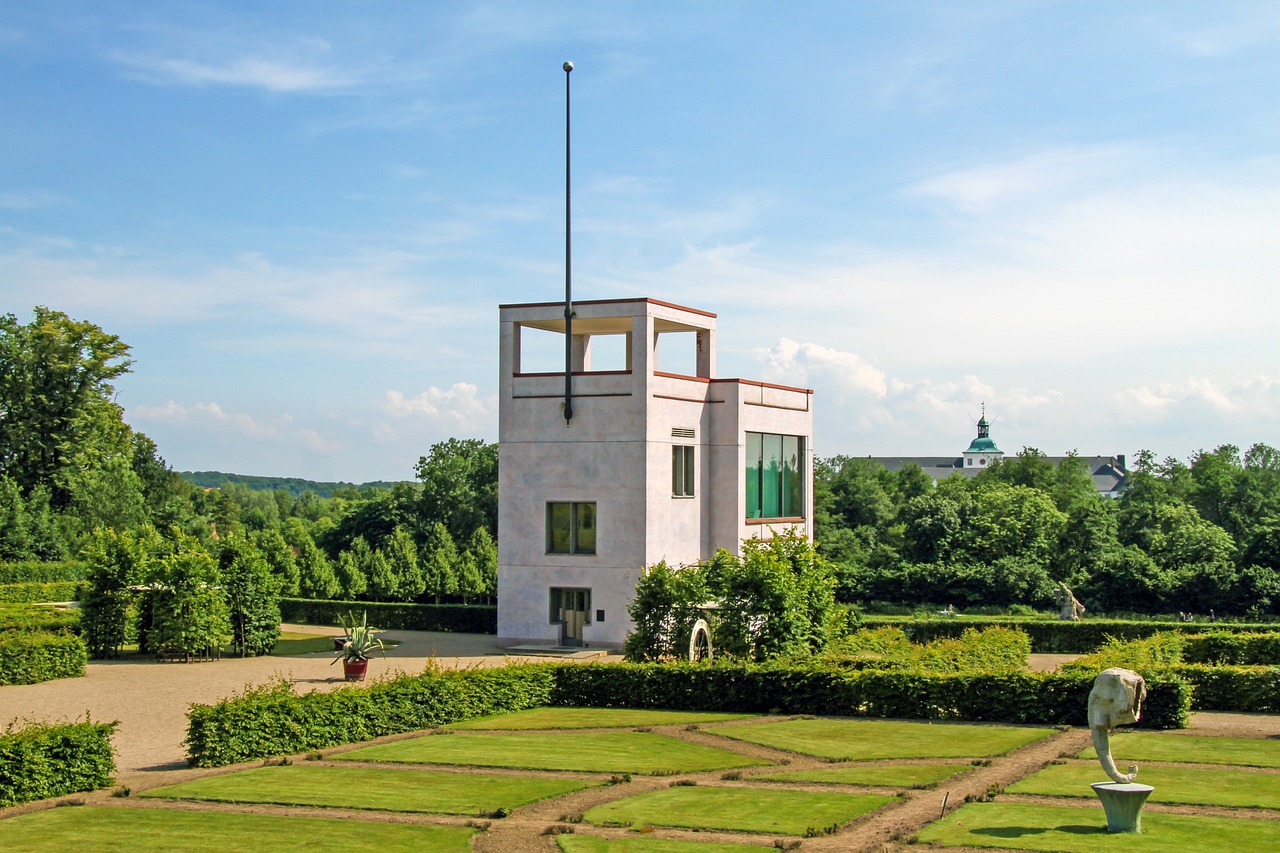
[1091,782,1154,833]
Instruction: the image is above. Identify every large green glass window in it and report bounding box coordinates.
[745,432,804,519]
[546,502,597,554]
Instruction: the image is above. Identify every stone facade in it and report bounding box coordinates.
[497,297,814,648]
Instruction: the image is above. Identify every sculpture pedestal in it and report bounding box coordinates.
[1091,782,1154,833]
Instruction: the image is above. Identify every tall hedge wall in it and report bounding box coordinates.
[279,598,497,634]
[0,561,87,584]
[186,664,555,767]
[864,617,1275,654]
[0,632,88,685]
[0,720,116,807]
[0,581,86,605]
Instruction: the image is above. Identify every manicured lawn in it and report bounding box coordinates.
[272,632,400,655]
[0,806,475,853]
[707,718,1055,760]
[1079,732,1280,768]
[757,762,970,788]
[141,764,595,814]
[336,731,769,774]
[918,801,1280,852]
[558,836,777,852]
[449,707,758,730]
[1007,761,1280,809]
[582,786,892,835]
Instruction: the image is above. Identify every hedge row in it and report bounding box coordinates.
[186,664,555,767]
[0,581,86,605]
[1182,632,1280,666]
[0,720,116,807]
[550,663,1190,730]
[0,561,87,585]
[0,632,88,685]
[279,598,497,634]
[865,616,1274,653]
[0,605,79,634]
[1170,665,1280,713]
[185,661,1190,767]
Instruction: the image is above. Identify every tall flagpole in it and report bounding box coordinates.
[562,60,574,425]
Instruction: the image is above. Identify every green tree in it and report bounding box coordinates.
[336,537,371,600]
[0,308,133,507]
[624,560,713,661]
[146,548,230,660]
[218,535,282,657]
[0,476,31,560]
[252,528,300,597]
[415,439,498,543]
[295,534,340,600]
[79,527,151,658]
[382,526,424,601]
[422,522,460,604]
[466,526,498,604]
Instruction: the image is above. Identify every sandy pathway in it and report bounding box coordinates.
[0,625,621,784]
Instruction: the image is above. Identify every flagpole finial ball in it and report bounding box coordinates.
[563,61,573,72]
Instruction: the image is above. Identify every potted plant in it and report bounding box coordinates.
[332,611,355,651]
[331,610,384,681]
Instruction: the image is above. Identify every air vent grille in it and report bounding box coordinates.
[671,428,696,439]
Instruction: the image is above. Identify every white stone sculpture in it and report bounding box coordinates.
[1088,667,1147,783]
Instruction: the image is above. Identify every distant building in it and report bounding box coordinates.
[869,415,1129,497]
[496,297,814,649]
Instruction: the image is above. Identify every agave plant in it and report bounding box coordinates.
[332,610,385,663]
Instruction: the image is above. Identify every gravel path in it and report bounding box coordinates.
[0,625,621,785]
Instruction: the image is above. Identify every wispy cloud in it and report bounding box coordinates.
[110,53,358,93]
[0,189,61,210]
[132,401,281,439]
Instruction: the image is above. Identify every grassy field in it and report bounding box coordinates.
[1006,761,1280,809]
[582,785,892,835]
[448,707,758,729]
[756,762,971,788]
[917,801,1280,852]
[336,731,770,774]
[707,718,1054,760]
[1079,732,1280,768]
[141,764,597,814]
[557,837,777,852]
[0,807,475,853]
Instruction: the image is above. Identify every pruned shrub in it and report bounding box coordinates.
[0,719,116,806]
[0,631,87,685]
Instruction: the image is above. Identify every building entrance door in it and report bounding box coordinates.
[554,588,589,647]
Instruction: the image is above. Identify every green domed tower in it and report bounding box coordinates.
[962,407,1003,469]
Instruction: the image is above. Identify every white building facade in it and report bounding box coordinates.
[497,297,814,648]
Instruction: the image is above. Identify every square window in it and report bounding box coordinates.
[546,502,597,555]
[745,432,806,520]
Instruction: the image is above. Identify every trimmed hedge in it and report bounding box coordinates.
[549,663,1190,730]
[1171,665,1280,713]
[0,581,87,605]
[0,604,78,634]
[280,598,497,634]
[186,664,556,767]
[0,561,87,585]
[185,661,1191,767]
[0,632,88,685]
[1182,632,1280,666]
[0,719,116,807]
[864,616,1275,654]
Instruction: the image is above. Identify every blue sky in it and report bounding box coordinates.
[3,2,1277,482]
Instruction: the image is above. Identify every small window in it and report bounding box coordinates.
[672,445,695,497]
[546,502,597,554]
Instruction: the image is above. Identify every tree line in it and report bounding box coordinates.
[816,445,1280,617]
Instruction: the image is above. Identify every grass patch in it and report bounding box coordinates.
[0,806,475,852]
[336,731,768,775]
[449,707,758,730]
[708,718,1054,760]
[557,836,777,852]
[582,786,890,835]
[141,764,595,814]
[918,801,1280,851]
[757,762,969,788]
[1079,732,1280,768]
[1007,762,1280,809]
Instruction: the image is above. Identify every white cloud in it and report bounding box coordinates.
[382,383,497,433]
[131,401,280,439]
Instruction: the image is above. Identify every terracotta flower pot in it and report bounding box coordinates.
[342,658,369,682]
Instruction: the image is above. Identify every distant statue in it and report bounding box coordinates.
[1056,582,1085,621]
[688,619,713,662]
[1089,668,1147,783]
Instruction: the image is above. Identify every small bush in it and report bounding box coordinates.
[0,719,117,807]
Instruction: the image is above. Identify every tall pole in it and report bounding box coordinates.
[563,60,574,424]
